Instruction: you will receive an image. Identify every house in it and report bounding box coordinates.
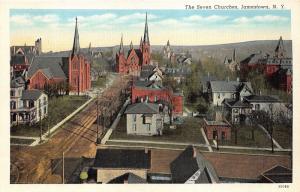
[208,80,253,106]
[108,172,147,184]
[116,13,151,75]
[243,95,286,115]
[124,102,164,136]
[10,38,42,77]
[259,165,292,183]
[93,148,151,183]
[223,99,252,124]
[10,78,48,126]
[164,67,192,83]
[203,119,231,141]
[170,145,219,183]
[131,81,183,118]
[140,69,163,83]
[27,18,91,94]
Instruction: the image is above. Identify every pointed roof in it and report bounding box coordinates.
[143,12,150,44]
[275,36,285,56]
[119,34,124,54]
[139,36,143,49]
[167,40,170,46]
[233,48,236,61]
[71,17,80,57]
[130,41,133,50]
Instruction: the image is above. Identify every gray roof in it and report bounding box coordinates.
[125,102,159,114]
[21,89,44,100]
[244,95,280,103]
[134,80,155,87]
[10,55,26,65]
[108,172,147,184]
[141,65,156,71]
[210,81,252,93]
[223,99,252,108]
[170,145,219,183]
[28,56,68,79]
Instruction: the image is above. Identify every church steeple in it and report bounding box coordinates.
[139,36,143,49]
[275,36,285,58]
[143,12,150,44]
[119,34,124,54]
[71,17,80,57]
[233,48,236,61]
[130,41,133,50]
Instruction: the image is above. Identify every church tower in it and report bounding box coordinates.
[275,36,286,59]
[116,35,127,73]
[142,13,151,65]
[71,17,80,57]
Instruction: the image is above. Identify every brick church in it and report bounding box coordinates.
[27,18,91,94]
[116,13,151,75]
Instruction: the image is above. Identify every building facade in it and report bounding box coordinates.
[116,13,151,75]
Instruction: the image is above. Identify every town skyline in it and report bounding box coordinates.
[10,9,291,52]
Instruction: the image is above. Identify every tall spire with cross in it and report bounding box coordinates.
[275,36,285,58]
[71,17,80,57]
[143,12,150,44]
[130,41,133,50]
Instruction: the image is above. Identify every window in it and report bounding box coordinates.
[133,114,136,122]
[221,132,225,140]
[132,124,136,131]
[143,115,152,124]
[217,93,220,99]
[10,90,15,97]
[44,106,47,114]
[10,101,16,110]
[146,124,150,131]
[255,104,260,110]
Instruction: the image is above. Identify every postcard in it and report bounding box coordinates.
[0,0,299,191]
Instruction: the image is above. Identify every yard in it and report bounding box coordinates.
[209,125,272,148]
[11,95,89,137]
[272,125,292,149]
[110,116,206,144]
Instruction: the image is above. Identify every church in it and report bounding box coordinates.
[27,18,91,94]
[115,13,151,75]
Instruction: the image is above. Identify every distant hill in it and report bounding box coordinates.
[43,40,292,64]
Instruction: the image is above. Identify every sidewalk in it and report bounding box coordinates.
[101,98,131,144]
[258,124,283,149]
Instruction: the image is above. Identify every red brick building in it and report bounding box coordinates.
[10,38,42,74]
[240,36,292,93]
[204,119,231,141]
[131,82,183,116]
[27,18,91,94]
[116,13,151,75]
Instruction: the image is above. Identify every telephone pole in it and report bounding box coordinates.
[62,151,65,184]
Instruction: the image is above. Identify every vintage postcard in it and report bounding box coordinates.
[0,0,299,191]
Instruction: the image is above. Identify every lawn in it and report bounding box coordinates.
[272,125,292,149]
[110,116,206,144]
[11,95,89,137]
[210,125,272,148]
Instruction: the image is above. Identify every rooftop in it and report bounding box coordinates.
[21,89,44,100]
[125,102,160,114]
[93,148,151,169]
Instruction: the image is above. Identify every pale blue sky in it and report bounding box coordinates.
[10,9,291,51]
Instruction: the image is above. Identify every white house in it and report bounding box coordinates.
[11,78,48,126]
[209,80,253,106]
[124,102,164,136]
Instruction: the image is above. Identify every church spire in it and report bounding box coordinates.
[130,41,133,50]
[275,36,285,58]
[140,36,143,49]
[143,12,150,44]
[71,17,80,56]
[233,48,236,61]
[119,34,124,54]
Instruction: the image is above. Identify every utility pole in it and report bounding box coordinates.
[39,110,42,143]
[62,151,65,184]
[96,92,100,144]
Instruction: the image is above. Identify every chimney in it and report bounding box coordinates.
[193,147,197,158]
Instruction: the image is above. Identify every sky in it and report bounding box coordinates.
[10,9,291,52]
